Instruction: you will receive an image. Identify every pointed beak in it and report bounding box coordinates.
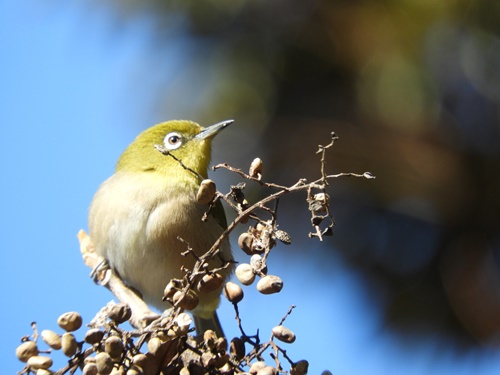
[194,119,234,140]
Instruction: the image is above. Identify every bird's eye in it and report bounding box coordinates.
[163,132,183,150]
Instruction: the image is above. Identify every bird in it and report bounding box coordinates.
[88,119,234,336]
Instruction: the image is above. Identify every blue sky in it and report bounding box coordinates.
[3,1,500,374]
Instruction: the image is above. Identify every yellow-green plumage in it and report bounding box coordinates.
[88,120,233,335]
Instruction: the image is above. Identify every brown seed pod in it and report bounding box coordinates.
[290,360,309,375]
[147,337,164,356]
[256,275,283,294]
[215,336,228,353]
[163,279,183,301]
[110,365,126,375]
[235,263,255,285]
[83,363,98,375]
[57,311,83,332]
[271,325,296,343]
[107,303,132,324]
[16,341,39,362]
[36,369,53,375]
[172,313,192,336]
[95,352,114,375]
[197,179,216,205]
[41,330,62,350]
[238,232,254,255]
[249,158,263,179]
[223,282,244,304]
[173,289,199,310]
[197,273,224,293]
[257,366,278,375]
[127,366,143,375]
[203,329,217,349]
[179,367,190,375]
[229,337,245,360]
[132,353,149,368]
[104,336,124,360]
[84,328,104,345]
[61,332,78,357]
[214,353,230,368]
[249,361,267,375]
[27,355,53,370]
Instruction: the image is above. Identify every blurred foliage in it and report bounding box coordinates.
[92,0,500,348]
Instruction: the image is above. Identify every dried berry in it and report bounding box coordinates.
[57,311,82,332]
[95,352,114,375]
[27,355,53,370]
[229,337,245,360]
[249,361,267,375]
[257,366,278,375]
[197,179,216,205]
[271,325,296,343]
[249,158,263,179]
[84,328,104,345]
[197,273,224,293]
[104,336,124,360]
[107,303,132,324]
[41,330,62,350]
[215,337,228,352]
[173,289,199,310]
[235,263,255,285]
[82,363,98,375]
[163,279,183,301]
[290,360,309,375]
[309,193,330,213]
[238,232,254,255]
[223,282,244,304]
[16,341,39,362]
[61,332,78,357]
[256,275,283,294]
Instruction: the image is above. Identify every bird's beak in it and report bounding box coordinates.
[194,119,234,140]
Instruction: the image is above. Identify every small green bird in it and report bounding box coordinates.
[88,119,234,336]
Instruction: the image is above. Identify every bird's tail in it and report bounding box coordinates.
[193,311,224,338]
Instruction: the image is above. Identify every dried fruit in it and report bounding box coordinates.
[104,336,124,360]
[16,341,39,362]
[107,303,132,324]
[271,325,296,343]
[173,289,199,310]
[309,193,330,213]
[257,366,278,375]
[223,282,244,303]
[57,311,83,332]
[95,352,114,375]
[197,179,216,205]
[249,158,263,179]
[256,275,283,294]
[27,355,53,370]
[41,330,62,350]
[132,353,149,368]
[61,332,78,357]
[215,336,228,352]
[172,313,192,336]
[229,337,245,360]
[84,328,104,345]
[249,361,267,375]
[147,337,164,356]
[197,273,224,293]
[235,263,255,285]
[83,363,98,375]
[238,232,254,255]
[201,352,215,367]
[163,279,183,301]
[290,360,309,375]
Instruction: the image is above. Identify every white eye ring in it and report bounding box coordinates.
[163,132,183,150]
